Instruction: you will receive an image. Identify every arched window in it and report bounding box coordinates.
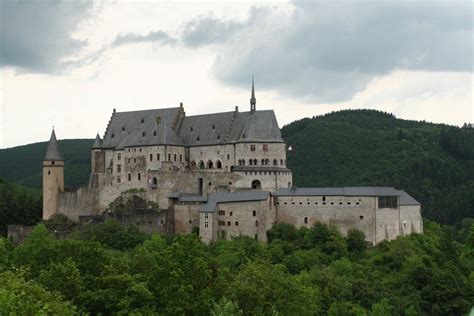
[304,217,308,224]
[207,160,214,169]
[265,159,270,165]
[261,159,265,165]
[253,159,257,165]
[242,160,245,165]
[273,159,278,165]
[249,159,253,165]
[280,159,284,165]
[199,161,205,169]
[251,180,261,190]
[191,161,197,169]
[216,160,222,169]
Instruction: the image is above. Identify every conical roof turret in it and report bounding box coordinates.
[92,133,102,149]
[44,129,64,161]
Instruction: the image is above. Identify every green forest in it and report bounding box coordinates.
[0,109,473,314]
[0,219,473,315]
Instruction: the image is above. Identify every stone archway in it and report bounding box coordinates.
[251,180,261,190]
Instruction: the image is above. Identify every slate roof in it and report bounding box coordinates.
[44,129,64,161]
[98,106,283,149]
[274,187,420,206]
[397,190,421,206]
[200,191,270,212]
[92,133,102,149]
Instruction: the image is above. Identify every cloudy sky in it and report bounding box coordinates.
[0,0,472,148]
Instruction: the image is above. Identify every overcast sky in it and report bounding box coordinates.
[0,0,472,148]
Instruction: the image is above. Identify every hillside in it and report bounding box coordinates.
[1,109,473,225]
[0,139,93,189]
[282,109,474,225]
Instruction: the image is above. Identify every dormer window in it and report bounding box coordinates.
[122,126,125,131]
[197,136,200,141]
[153,130,156,136]
[141,118,144,123]
[190,126,194,132]
[217,134,220,140]
[142,132,146,137]
[242,133,246,138]
[212,124,215,130]
[111,133,115,139]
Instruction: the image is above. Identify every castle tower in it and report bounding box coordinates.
[91,133,105,173]
[42,129,64,220]
[250,76,256,112]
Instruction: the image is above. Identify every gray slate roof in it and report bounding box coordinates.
[92,133,102,149]
[98,106,283,149]
[200,191,270,212]
[232,166,291,172]
[274,187,420,206]
[397,190,421,206]
[44,130,64,161]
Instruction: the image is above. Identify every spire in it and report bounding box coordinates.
[92,133,102,149]
[250,75,256,112]
[44,129,64,161]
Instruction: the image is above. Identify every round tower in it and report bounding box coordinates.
[42,129,64,220]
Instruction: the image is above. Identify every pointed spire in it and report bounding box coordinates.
[44,129,64,161]
[250,75,256,112]
[92,133,102,149]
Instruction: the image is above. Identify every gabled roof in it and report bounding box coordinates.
[274,187,421,206]
[44,129,64,161]
[99,106,283,150]
[101,107,183,149]
[200,191,270,212]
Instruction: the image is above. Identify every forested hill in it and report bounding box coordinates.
[282,109,474,225]
[0,109,473,225]
[0,139,93,189]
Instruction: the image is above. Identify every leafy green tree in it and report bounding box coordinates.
[0,270,77,314]
[347,229,367,254]
[211,297,243,316]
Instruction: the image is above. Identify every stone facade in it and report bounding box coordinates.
[42,96,422,245]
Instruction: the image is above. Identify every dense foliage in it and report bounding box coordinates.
[0,139,92,189]
[282,109,474,225]
[0,220,472,315]
[0,178,41,236]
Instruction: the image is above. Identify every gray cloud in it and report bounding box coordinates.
[0,0,94,73]
[111,31,176,47]
[184,2,473,102]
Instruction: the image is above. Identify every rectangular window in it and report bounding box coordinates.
[180,154,183,162]
[235,221,239,226]
[117,164,121,173]
[168,153,171,161]
[230,212,233,216]
[205,213,208,219]
[150,154,153,161]
[157,153,160,161]
[127,158,131,164]
[255,220,259,227]
[116,176,121,183]
[250,144,256,151]
[118,153,122,160]
[174,154,177,161]
[253,210,257,217]
[378,196,398,208]
[204,222,208,228]
[263,144,268,151]
[128,174,131,181]
[137,173,141,181]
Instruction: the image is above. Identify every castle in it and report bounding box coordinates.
[42,81,423,244]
